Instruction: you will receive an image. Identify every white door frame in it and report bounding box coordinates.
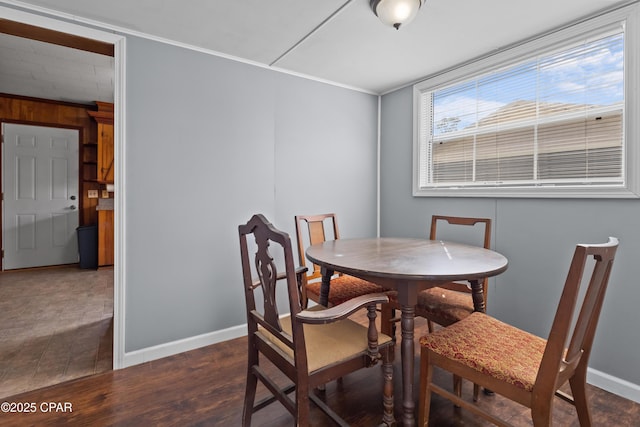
[0,5,127,369]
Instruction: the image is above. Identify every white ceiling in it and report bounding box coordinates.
[0,0,633,104]
[0,31,114,104]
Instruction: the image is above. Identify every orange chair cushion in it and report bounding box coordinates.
[306,275,386,306]
[419,312,547,391]
[417,287,474,324]
[387,287,473,325]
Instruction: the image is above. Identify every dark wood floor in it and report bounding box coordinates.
[0,314,638,426]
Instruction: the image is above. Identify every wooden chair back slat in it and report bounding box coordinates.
[537,239,618,392]
[295,213,340,281]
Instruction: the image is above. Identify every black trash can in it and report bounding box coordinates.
[77,225,98,269]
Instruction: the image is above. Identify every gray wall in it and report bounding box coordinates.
[125,36,378,351]
[380,86,640,388]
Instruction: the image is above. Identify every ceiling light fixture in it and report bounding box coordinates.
[370,0,424,30]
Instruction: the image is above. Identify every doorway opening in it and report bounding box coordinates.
[0,6,125,396]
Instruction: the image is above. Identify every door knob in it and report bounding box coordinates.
[70,205,77,210]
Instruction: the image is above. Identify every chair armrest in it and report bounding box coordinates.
[296,293,389,325]
[251,266,308,288]
[277,266,308,281]
[295,265,308,277]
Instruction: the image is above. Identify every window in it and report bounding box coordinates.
[413,4,640,198]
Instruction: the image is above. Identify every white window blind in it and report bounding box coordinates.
[412,4,640,198]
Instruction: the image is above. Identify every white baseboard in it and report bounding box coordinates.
[588,367,640,404]
[121,323,247,368]
[120,325,640,406]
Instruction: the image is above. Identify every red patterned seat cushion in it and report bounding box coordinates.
[417,287,474,324]
[306,275,386,306]
[387,287,474,325]
[419,312,547,391]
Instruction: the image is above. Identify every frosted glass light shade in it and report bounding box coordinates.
[370,0,424,30]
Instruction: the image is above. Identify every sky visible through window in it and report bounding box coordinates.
[432,32,624,137]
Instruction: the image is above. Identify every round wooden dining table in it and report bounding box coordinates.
[306,237,508,426]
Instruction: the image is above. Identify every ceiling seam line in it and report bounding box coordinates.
[1,1,375,95]
[269,0,354,67]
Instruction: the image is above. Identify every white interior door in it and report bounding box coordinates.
[2,123,79,270]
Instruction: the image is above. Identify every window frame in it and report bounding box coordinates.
[412,3,640,198]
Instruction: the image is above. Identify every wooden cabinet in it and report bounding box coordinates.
[98,209,114,266]
[97,121,114,183]
[88,101,114,183]
[88,101,115,266]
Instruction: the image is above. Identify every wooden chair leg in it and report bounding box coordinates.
[531,399,554,427]
[242,376,257,426]
[382,348,396,426]
[569,370,593,427]
[242,353,258,426]
[455,375,479,403]
[453,375,462,396]
[380,303,394,337]
[452,375,462,408]
[418,347,433,426]
[296,384,311,426]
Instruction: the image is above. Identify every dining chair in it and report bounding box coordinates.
[421,215,492,331]
[240,214,395,426]
[295,213,387,308]
[418,237,619,426]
